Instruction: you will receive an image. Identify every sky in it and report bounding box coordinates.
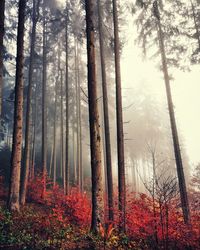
[121,27,200,167]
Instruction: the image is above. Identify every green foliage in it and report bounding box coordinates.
[0,205,73,249]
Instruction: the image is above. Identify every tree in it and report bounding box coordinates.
[190,0,200,52]
[74,38,81,189]
[65,4,69,195]
[30,80,39,180]
[53,74,58,187]
[76,43,83,191]
[60,69,65,193]
[85,0,103,233]
[42,1,47,196]
[97,0,114,222]
[20,0,40,205]
[7,0,26,212]
[0,0,5,122]
[153,0,190,224]
[112,0,126,231]
[134,0,191,225]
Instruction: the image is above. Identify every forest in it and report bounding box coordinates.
[0,0,200,249]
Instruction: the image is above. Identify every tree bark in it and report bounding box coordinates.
[85,0,103,233]
[0,0,5,122]
[20,0,39,205]
[8,0,26,212]
[42,2,47,196]
[60,70,65,194]
[49,142,54,177]
[77,44,83,192]
[155,2,190,224]
[53,75,58,187]
[65,5,69,195]
[97,0,114,222]
[72,119,77,185]
[74,39,80,189]
[30,81,39,180]
[112,0,126,231]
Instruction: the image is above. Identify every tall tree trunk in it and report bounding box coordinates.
[77,44,83,192]
[7,0,26,212]
[112,0,126,231]
[20,0,38,205]
[100,101,108,217]
[0,0,5,123]
[60,70,65,194]
[75,39,80,188]
[30,81,38,180]
[57,48,63,180]
[49,142,54,177]
[53,76,58,187]
[28,118,33,178]
[65,5,69,195]
[85,0,103,233]
[154,1,190,224]
[72,119,77,185]
[42,2,47,196]
[97,0,114,222]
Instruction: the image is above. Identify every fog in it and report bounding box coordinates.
[121,27,200,167]
[1,0,199,193]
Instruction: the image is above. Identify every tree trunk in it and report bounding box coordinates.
[30,81,38,180]
[97,0,114,222]
[20,0,38,205]
[0,0,5,122]
[7,0,26,212]
[53,76,58,187]
[154,2,190,224]
[72,120,77,185]
[112,0,126,231]
[100,101,108,219]
[77,44,83,192]
[42,2,47,196]
[49,142,54,177]
[65,5,69,195]
[75,39,80,189]
[85,0,103,233]
[60,70,65,194]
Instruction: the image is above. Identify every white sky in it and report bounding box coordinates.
[121,30,200,167]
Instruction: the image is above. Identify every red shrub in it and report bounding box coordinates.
[27,175,91,229]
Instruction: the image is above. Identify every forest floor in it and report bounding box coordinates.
[0,200,138,250]
[0,177,199,250]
